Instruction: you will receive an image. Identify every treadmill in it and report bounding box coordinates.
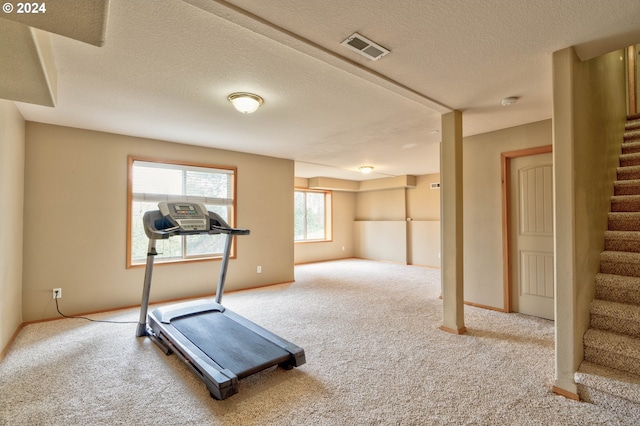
[136,201,305,400]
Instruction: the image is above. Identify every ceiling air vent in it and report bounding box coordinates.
[340,32,390,61]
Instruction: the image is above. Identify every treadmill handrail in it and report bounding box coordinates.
[137,205,250,337]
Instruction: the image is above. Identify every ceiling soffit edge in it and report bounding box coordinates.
[307,175,417,192]
[1,0,110,46]
[180,0,452,114]
[0,22,57,106]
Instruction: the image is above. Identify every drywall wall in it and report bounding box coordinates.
[294,189,356,264]
[354,187,405,263]
[22,123,295,322]
[354,221,407,262]
[553,47,626,395]
[353,175,441,265]
[463,119,553,309]
[408,221,441,267]
[406,174,441,220]
[407,174,441,267]
[356,188,406,221]
[0,100,25,353]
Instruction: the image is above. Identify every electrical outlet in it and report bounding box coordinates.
[52,288,62,299]
[257,266,262,273]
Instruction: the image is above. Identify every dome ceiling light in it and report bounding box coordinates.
[501,96,518,106]
[228,92,264,114]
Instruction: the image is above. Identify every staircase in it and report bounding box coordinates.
[575,114,640,415]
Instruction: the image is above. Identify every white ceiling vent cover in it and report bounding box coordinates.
[340,33,390,61]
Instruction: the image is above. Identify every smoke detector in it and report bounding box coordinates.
[341,33,390,61]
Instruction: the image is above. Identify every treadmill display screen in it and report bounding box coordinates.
[157,202,208,232]
[174,205,198,216]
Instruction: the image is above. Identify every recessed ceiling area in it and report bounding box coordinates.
[4,0,640,180]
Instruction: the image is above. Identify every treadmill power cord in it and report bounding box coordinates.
[54,292,138,324]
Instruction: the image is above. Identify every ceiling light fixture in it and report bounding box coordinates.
[228,92,264,114]
[501,96,518,106]
[359,166,374,174]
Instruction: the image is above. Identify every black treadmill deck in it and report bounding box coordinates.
[172,312,290,378]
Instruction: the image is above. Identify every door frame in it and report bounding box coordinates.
[501,145,553,312]
[628,44,637,116]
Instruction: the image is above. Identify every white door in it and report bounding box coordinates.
[510,153,554,320]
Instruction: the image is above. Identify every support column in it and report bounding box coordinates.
[440,110,466,334]
[551,47,579,399]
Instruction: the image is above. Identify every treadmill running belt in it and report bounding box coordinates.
[172,312,290,378]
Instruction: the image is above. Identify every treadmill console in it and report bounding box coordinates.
[159,201,208,231]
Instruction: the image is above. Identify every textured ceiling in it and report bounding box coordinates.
[1,0,108,46]
[7,0,640,180]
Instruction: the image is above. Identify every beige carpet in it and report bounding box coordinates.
[1,259,636,425]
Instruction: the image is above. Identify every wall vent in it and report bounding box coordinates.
[430,183,441,189]
[340,32,390,61]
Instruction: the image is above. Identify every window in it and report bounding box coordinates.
[294,189,332,242]
[127,157,236,266]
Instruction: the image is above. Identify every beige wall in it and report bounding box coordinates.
[356,188,406,220]
[553,47,627,394]
[407,174,441,267]
[353,176,441,266]
[22,123,294,322]
[354,220,407,263]
[407,174,441,220]
[407,221,441,267]
[463,120,553,309]
[0,100,25,352]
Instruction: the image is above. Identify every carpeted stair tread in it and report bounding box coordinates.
[604,231,640,252]
[600,251,640,277]
[584,329,640,375]
[620,152,640,167]
[576,361,640,410]
[623,141,640,155]
[625,130,640,142]
[614,178,640,195]
[596,273,640,304]
[627,119,640,132]
[611,194,640,211]
[617,167,640,182]
[608,212,640,232]
[590,299,640,337]
[577,361,640,403]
